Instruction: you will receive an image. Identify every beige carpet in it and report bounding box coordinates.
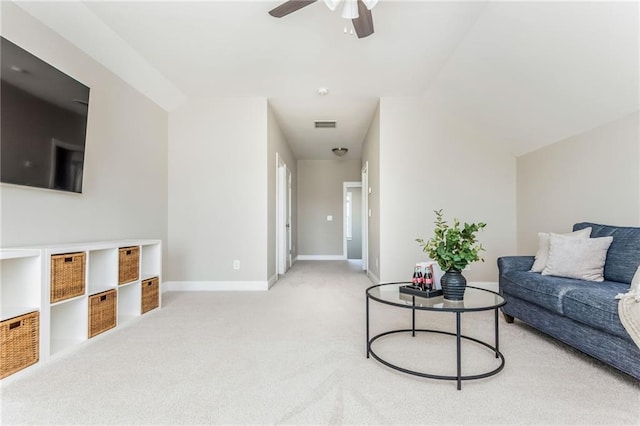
[1,260,638,425]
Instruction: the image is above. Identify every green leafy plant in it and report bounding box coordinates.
[416,209,486,272]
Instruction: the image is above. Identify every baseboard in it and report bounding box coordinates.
[267,274,278,289]
[469,281,499,292]
[163,281,270,292]
[366,270,380,284]
[296,255,346,261]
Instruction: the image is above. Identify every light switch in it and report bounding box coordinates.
[368,209,372,217]
[368,187,372,194]
[327,215,333,221]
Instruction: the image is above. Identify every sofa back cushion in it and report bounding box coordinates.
[574,222,640,284]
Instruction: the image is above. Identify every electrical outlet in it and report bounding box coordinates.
[327,215,333,221]
[233,260,240,270]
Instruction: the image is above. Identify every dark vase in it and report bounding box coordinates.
[441,270,467,301]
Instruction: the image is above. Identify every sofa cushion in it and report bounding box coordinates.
[501,271,597,314]
[562,282,631,341]
[574,222,640,284]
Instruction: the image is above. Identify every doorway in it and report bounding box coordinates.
[276,153,292,276]
[343,181,363,260]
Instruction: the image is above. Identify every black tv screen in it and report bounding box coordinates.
[1,36,90,193]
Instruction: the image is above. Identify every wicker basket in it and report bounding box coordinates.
[0,311,39,379]
[51,252,86,303]
[141,277,159,314]
[88,290,117,338]
[118,246,139,285]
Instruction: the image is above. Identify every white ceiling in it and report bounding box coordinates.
[14,1,639,158]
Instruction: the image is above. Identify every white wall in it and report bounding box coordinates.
[362,104,380,279]
[517,111,640,254]
[0,3,168,251]
[379,97,517,282]
[167,98,268,283]
[297,160,362,257]
[267,104,297,280]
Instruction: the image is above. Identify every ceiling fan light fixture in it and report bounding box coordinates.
[332,147,348,157]
[341,0,359,19]
[268,0,375,38]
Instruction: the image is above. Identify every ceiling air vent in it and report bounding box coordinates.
[314,120,337,129]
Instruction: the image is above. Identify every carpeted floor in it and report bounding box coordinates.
[1,260,638,425]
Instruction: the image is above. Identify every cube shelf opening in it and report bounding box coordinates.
[51,252,86,303]
[88,290,117,338]
[141,277,159,314]
[0,311,39,379]
[118,247,139,285]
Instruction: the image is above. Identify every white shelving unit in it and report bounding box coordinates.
[0,239,162,379]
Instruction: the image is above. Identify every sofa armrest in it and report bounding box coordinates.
[497,256,535,274]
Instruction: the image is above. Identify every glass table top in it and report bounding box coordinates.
[367,283,505,312]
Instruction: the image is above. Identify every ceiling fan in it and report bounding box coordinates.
[269,0,378,39]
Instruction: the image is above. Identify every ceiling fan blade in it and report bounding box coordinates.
[269,0,318,18]
[352,0,374,38]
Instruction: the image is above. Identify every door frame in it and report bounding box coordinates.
[361,162,369,271]
[343,181,363,260]
[286,170,292,269]
[276,153,291,275]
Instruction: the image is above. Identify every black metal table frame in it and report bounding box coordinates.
[366,283,506,390]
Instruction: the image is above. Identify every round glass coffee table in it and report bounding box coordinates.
[366,282,506,390]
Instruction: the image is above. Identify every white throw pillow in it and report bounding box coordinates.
[542,234,613,282]
[530,227,592,272]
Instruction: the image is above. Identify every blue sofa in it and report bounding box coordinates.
[498,222,640,379]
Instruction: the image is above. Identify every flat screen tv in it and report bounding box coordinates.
[1,36,90,193]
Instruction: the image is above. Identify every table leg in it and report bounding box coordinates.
[456,312,462,390]
[412,295,416,337]
[494,308,499,358]
[366,295,370,358]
